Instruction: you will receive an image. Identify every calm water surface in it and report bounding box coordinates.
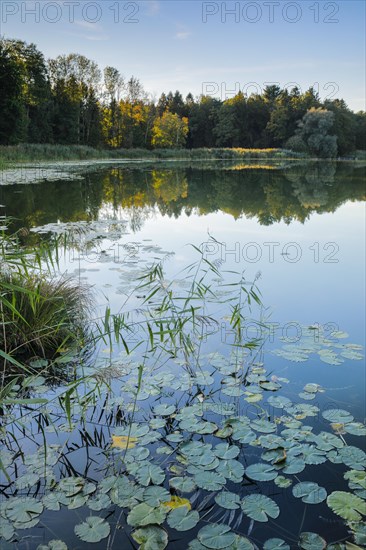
[0,161,365,549]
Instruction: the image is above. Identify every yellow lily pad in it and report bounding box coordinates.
[163,496,191,510]
[111,435,137,450]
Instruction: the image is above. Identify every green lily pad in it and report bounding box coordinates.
[246,463,277,481]
[216,459,244,482]
[292,482,327,504]
[322,409,354,424]
[87,493,112,511]
[299,532,326,550]
[251,419,277,433]
[213,443,240,460]
[6,497,43,523]
[241,494,280,522]
[131,526,168,550]
[74,516,110,543]
[169,477,197,493]
[343,422,366,436]
[215,491,241,510]
[43,492,68,511]
[143,486,171,507]
[167,506,199,531]
[301,445,327,465]
[154,403,176,416]
[267,396,292,409]
[127,503,167,527]
[327,491,365,522]
[36,541,67,550]
[274,476,292,488]
[338,446,366,471]
[281,457,306,475]
[194,471,226,491]
[15,473,40,489]
[0,519,14,542]
[197,523,236,549]
[344,470,366,489]
[263,539,290,550]
[230,536,255,549]
[135,462,166,486]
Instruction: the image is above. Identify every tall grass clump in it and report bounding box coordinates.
[0,225,92,374]
[0,272,90,365]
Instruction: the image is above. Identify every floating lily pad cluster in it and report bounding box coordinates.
[1,341,365,549]
[0,236,364,550]
[272,325,364,366]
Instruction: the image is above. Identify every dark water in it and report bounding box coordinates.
[0,161,365,549]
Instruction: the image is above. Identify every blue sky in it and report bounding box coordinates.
[1,1,365,111]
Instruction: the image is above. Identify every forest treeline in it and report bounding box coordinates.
[1,38,365,157]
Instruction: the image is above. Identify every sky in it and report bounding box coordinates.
[1,0,365,111]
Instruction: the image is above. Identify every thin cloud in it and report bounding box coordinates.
[73,20,102,32]
[176,31,191,40]
[67,32,109,42]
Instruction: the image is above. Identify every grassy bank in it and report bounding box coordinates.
[0,143,305,168]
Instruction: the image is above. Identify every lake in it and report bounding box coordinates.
[0,160,365,549]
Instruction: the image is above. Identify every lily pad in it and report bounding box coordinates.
[246,463,277,481]
[264,539,290,550]
[338,446,366,471]
[169,477,197,493]
[135,462,166,486]
[74,516,110,543]
[6,497,43,523]
[154,403,176,416]
[274,476,292,488]
[194,471,226,491]
[241,494,280,522]
[127,503,167,527]
[167,506,200,531]
[36,541,67,550]
[215,491,241,510]
[87,493,112,511]
[213,443,240,460]
[322,409,354,424]
[327,491,365,522]
[299,532,326,550]
[197,523,236,549]
[143,486,171,507]
[131,526,168,550]
[292,482,327,504]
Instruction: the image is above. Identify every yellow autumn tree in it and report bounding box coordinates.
[151,112,189,149]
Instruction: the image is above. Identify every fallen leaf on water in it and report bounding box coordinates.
[111,435,137,450]
[163,496,191,510]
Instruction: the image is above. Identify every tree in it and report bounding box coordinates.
[0,38,52,143]
[0,41,27,144]
[324,99,356,155]
[354,111,366,151]
[187,96,220,148]
[48,53,102,144]
[151,112,189,148]
[288,108,338,158]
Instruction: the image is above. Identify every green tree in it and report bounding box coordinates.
[354,111,366,151]
[0,38,52,143]
[324,99,356,155]
[0,41,27,144]
[48,53,102,145]
[152,112,189,148]
[288,108,338,158]
[187,96,220,148]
